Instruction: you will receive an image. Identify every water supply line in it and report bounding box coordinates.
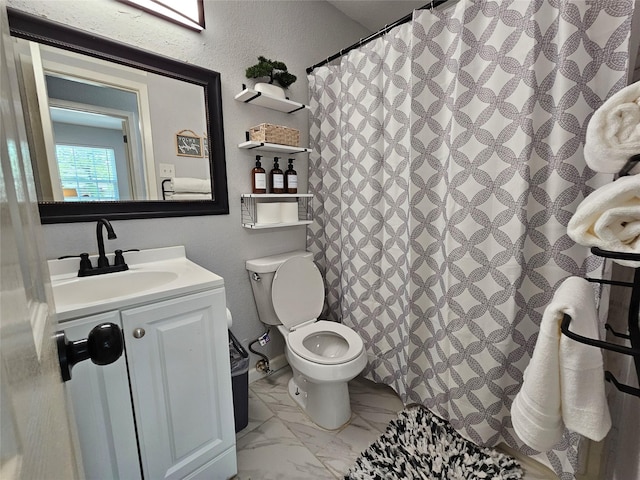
[248,329,273,375]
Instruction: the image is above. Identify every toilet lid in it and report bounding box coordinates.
[272,256,324,330]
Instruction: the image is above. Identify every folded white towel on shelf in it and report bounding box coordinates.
[511,277,611,452]
[567,175,640,267]
[584,80,640,174]
[166,192,212,200]
[170,177,211,194]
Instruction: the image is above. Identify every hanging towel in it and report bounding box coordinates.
[170,177,211,194]
[583,80,640,174]
[567,175,640,268]
[511,277,611,452]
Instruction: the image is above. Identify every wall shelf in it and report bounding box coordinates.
[235,85,311,155]
[234,87,309,114]
[241,194,313,229]
[238,141,310,154]
[242,193,313,198]
[243,220,313,230]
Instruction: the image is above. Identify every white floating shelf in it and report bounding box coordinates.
[242,220,313,229]
[241,193,313,198]
[241,194,313,229]
[238,141,311,154]
[235,88,309,114]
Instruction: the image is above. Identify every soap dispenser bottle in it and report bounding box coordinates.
[285,158,297,194]
[252,155,266,194]
[270,157,284,194]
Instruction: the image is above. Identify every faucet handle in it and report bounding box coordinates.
[59,253,93,273]
[114,250,126,266]
[79,253,93,271]
[76,253,94,277]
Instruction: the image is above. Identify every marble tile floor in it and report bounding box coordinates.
[234,366,555,480]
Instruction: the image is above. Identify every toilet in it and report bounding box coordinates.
[246,250,367,430]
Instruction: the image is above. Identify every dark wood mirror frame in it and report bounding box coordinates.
[8,8,229,223]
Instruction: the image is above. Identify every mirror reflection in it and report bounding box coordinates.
[13,38,210,203]
[7,7,228,223]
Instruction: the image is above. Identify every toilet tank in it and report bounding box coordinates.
[246,251,313,326]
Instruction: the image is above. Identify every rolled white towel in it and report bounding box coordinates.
[170,177,211,193]
[583,80,640,174]
[567,175,640,267]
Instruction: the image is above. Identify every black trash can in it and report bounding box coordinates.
[228,330,249,433]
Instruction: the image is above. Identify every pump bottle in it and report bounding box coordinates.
[270,157,284,194]
[285,158,297,194]
[252,155,266,194]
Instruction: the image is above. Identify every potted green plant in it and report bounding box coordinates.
[246,56,297,99]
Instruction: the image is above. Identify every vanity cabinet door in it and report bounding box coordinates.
[61,311,141,480]
[122,288,236,480]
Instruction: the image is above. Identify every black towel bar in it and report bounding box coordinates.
[605,371,640,397]
[605,324,631,340]
[561,314,640,358]
[161,178,173,200]
[560,254,640,397]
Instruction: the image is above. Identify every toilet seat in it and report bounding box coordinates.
[271,256,363,366]
[287,321,364,365]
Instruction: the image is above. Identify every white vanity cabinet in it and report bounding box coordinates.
[123,289,236,479]
[54,248,237,480]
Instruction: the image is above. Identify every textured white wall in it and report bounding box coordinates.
[7,0,371,367]
[146,74,209,187]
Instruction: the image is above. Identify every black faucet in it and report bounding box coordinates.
[96,218,117,268]
[77,219,129,277]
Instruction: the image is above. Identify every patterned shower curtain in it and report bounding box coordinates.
[307,1,634,477]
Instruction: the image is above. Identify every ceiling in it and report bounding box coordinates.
[327,0,426,32]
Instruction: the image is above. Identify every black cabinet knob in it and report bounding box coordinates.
[55,322,124,382]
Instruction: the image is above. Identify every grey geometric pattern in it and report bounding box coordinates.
[307,1,633,479]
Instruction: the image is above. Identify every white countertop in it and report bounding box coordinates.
[49,246,224,321]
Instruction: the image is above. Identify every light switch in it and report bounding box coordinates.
[159,163,175,178]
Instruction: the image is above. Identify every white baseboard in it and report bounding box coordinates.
[248,354,289,384]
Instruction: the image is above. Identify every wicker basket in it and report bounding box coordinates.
[249,123,300,147]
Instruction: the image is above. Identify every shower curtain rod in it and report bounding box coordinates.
[306,0,450,74]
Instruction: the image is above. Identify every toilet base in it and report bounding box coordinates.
[288,373,352,430]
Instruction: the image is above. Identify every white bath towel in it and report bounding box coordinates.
[170,177,211,194]
[165,192,212,200]
[567,175,640,267]
[511,277,611,452]
[584,80,640,174]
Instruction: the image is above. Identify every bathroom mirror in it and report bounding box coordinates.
[8,8,228,223]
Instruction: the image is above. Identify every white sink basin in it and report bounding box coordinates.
[53,270,179,306]
[48,246,224,321]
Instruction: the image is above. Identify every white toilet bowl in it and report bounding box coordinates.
[282,321,367,429]
[246,251,366,430]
